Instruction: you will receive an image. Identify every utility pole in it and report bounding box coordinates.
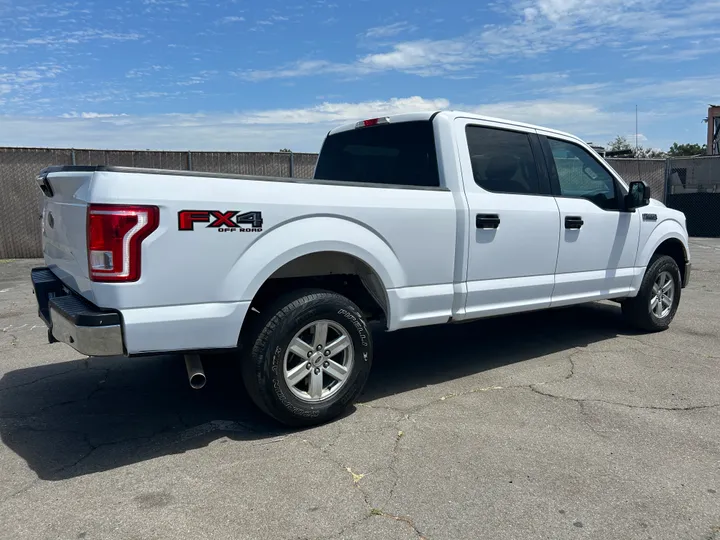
[635,105,639,153]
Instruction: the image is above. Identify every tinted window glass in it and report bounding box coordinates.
[466,125,540,195]
[314,121,439,187]
[548,138,619,210]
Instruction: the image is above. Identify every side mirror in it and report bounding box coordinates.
[625,181,650,210]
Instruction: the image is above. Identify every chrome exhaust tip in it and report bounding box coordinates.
[184,354,206,390]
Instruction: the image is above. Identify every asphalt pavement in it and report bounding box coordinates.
[1,239,719,540]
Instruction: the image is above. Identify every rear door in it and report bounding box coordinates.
[454,118,561,319]
[537,133,641,305]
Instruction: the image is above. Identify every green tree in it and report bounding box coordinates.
[607,135,632,152]
[667,142,707,157]
[635,147,666,158]
[279,148,292,153]
[606,135,665,158]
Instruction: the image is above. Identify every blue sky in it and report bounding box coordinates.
[0,0,718,152]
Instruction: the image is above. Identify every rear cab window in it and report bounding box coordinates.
[314,121,440,188]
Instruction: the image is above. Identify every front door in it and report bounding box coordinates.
[455,118,561,319]
[537,133,641,306]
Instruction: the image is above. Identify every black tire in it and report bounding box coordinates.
[241,289,373,427]
[622,254,682,332]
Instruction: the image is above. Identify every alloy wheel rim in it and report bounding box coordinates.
[650,270,675,319]
[283,320,354,402]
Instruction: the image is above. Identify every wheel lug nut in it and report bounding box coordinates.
[324,349,331,356]
[306,363,311,370]
[307,351,312,358]
[323,361,329,368]
[314,368,320,374]
[316,345,323,351]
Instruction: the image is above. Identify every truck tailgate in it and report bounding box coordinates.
[38,169,95,301]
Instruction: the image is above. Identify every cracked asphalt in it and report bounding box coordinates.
[1,238,719,540]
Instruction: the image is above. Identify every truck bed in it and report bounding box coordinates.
[38,164,459,354]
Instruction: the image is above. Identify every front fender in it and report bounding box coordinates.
[635,218,689,269]
[222,216,406,305]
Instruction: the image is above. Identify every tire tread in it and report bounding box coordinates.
[622,254,681,332]
[241,289,372,427]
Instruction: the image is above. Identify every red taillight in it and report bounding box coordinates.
[87,204,159,282]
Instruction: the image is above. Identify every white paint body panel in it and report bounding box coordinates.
[41,172,94,300]
[452,117,561,319]
[40,110,690,355]
[551,197,641,303]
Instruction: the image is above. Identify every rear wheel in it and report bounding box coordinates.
[622,254,681,332]
[241,289,373,427]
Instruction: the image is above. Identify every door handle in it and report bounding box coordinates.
[476,214,500,229]
[565,216,584,229]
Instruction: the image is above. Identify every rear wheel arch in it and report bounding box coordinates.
[223,217,405,304]
[247,251,391,325]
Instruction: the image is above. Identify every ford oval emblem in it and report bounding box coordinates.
[47,212,54,229]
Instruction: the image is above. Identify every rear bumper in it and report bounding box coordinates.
[31,267,125,356]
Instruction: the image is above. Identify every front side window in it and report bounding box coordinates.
[466,125,541,195]
[548,138,619,210]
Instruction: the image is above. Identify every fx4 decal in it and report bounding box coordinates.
[178,210,264,232]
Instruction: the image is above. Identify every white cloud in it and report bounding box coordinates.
[240,38,482,81]
[361,22,416,39]
[239,60,351,82]
[126,65,165,79]
[1,29,142,52]
[466,99,635,142]
[358,39,478,75]
[60,112,128,119]
[0,63,66,110]
[239,0,720,80]
[240,96,449,125]
[0,95,664,152]
[512,72,570,82]
[218,16,245,24]
[0,97,448,151]
[0,65,63,84]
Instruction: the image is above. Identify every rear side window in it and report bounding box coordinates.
[314,121,440,187]
[466,125,541,195]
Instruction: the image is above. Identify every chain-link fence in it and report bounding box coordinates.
[666,156,720,237]
[606,158,667,203]
[0,147,319,258]
[1,147,718,258]
[0,148,74,258]
[607,156,720,237]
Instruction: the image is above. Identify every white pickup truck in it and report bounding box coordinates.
[32,111,691,426]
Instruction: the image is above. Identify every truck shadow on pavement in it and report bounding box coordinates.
[1,301,632,481]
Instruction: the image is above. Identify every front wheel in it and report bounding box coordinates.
[622,254,681,332]
[241,290,373,427]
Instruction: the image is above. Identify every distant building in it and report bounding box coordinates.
[708,105,720,155]
[588,144,606,156]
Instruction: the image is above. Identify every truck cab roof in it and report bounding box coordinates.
[328,110,584,146]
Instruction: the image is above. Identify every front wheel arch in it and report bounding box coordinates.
[650,238,687,286]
